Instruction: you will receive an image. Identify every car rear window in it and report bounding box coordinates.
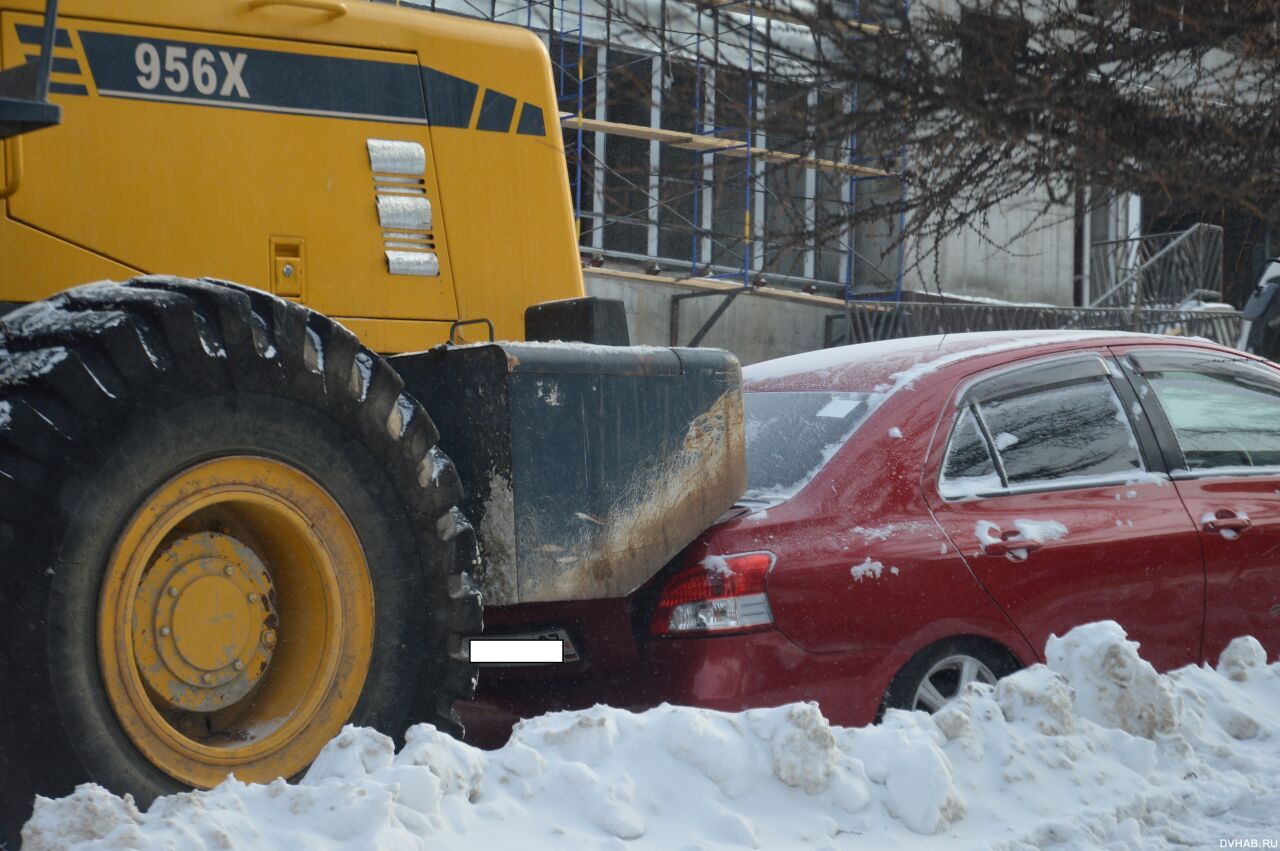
[743,391,882,502]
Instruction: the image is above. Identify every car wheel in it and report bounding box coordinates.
[881,638,1020,716]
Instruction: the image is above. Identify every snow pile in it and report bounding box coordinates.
[23,622,1280,850]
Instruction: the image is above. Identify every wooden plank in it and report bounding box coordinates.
[561,115,895,178]
[561,116,697,145]
[841,19,886,34]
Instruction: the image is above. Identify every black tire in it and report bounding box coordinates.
[0,277,482,845]
[880,637,1021,719]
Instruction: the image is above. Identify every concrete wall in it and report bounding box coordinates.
[585,269,842,366]
[902,198,1078,306]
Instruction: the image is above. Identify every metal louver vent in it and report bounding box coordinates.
[366,139,438,277]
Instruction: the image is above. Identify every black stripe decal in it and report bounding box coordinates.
[58,27,540,135]
[48,82,88,96]
[476,89,515,133]
[79,31,427,124]
[16,24,71,47]
[24,55,81,74]
[420,66,477,128]
[516,102,545,136]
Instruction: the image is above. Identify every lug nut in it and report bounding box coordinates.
[168,587,179,597]
[159,626,171,637]
[201,673,213,684]
[262,629,277,647]
[224,565,234,576]
[248,593,258,603]
[233,660,244,671]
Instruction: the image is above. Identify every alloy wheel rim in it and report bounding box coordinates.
[912,654,996,712]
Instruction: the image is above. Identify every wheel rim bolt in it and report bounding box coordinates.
[168,587,179,597]
[262,629,277,647]
[233,660,244,671]
[224,565,234,576]
[159,626,171,637]
[201,673,212,684]
[248,593,258,603]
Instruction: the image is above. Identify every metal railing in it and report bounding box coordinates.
[824,298,1244,349]
[1089,224,1223,309]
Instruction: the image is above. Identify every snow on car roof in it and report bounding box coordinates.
[742,330,1170,392]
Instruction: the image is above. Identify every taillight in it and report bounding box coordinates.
[650,551,776,637]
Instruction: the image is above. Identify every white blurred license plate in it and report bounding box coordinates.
[464,628,580,665]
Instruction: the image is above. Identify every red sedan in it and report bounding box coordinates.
[459,331,1280,746]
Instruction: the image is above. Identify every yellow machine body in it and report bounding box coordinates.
[0,0,584,350]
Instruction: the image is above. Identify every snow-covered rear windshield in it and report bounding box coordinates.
[742,390,883,502]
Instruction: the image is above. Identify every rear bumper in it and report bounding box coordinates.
[457,628,901,748]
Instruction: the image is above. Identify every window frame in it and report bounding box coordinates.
[938,354,1159,501]
[1120,348,1280,480]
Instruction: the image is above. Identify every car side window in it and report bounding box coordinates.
[939,408,1001,498]
[1144,366,1280,470]
[978,377,1143,486]
[940,371,1145,499]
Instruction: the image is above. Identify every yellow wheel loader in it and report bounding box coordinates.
[0,2,745,842]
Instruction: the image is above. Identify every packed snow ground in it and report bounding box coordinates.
[23,622,1280,850]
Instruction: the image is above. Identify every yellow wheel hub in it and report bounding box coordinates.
[99,456,374,788]
[133,532,276,712]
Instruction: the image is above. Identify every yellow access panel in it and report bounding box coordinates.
[1,9,459,324]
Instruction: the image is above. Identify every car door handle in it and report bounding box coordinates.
[1204,512,1251,533]
[983,538,1044,557]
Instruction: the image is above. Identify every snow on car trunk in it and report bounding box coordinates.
[22,622,1280,849]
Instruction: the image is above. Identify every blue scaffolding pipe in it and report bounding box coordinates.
[690,4,703,277]
[575,0,583,230]
[892,0,910,301]
[679,0,755,286]
[742,0,755,287]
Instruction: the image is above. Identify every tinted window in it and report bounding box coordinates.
[743,391,883,501]
[1146,367,1280,469]
[978,377,1143,486]
[939,408,1001,498]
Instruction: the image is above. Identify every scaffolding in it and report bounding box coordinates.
[410,0,908,300]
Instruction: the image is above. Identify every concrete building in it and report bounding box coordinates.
[400,0,1265,356]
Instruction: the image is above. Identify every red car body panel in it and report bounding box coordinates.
[921,346,1207,672]
[460,332,1280,747]
[925,472,1206,671]
[458,626,906,747]
[1109,342,1280,665]
[1176,474,1280,662]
